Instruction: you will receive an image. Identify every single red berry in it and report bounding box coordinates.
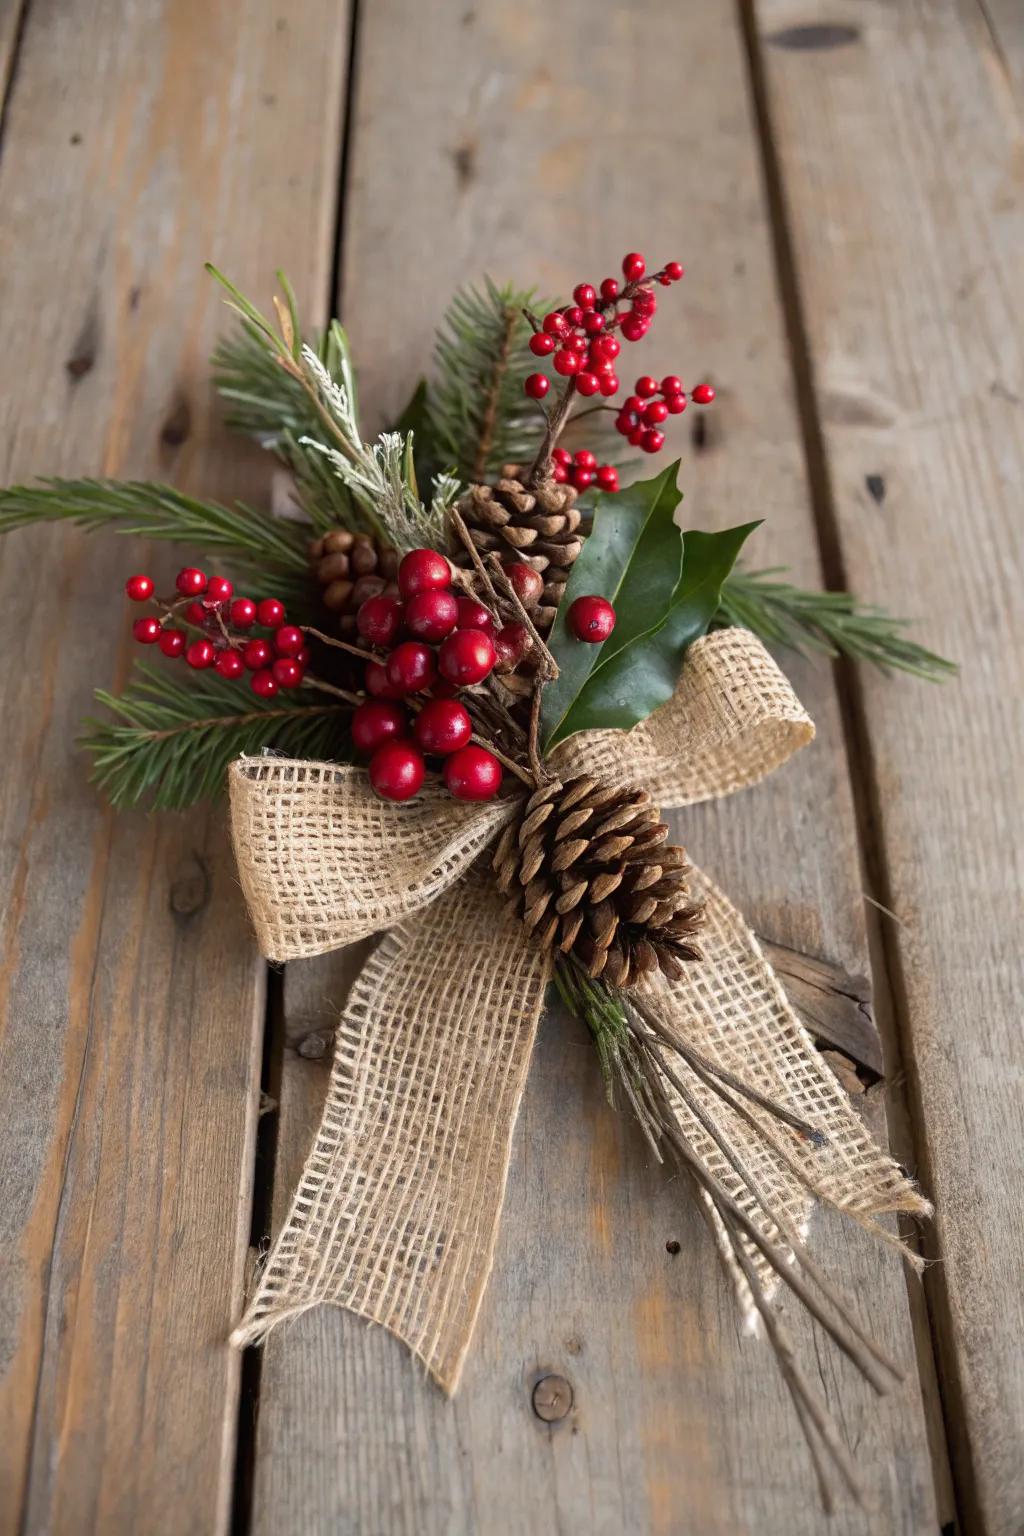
[175,567,207,597]
[352,699,408,753]
[564,305,584,327]
[574,449,597,469]
[554,349,581,377]
[414,698,472,755]
[570,465,594,490]
[575,371,600,397]
[438,628,496,686]
[553,463,569,483]
[404,588,458,643]
[628,425,645,447]
[386,640,437,695]
[568,595,616,643]
[594,334,620,361]
[365,658,403,699]
[186,638,216,669]
[444,744,503,802]
[599,373,620,397]
[565,332,589,355]
[503,562,544,606]
[256,597,286,627]
[572,282,597,310]
[641,428,666,454]
[206,575,233,604]
[272,657,304,689]
[599,277,620,302]
[665,261,684,281]
[356,593,405,647]
[615,413,633,436]
[398,547,451,598]
[251,668,278,698]
[297,646,311,668]
[215,648,245,679]
[589,351,614,375]
[622,252,646,282]
[455,596,495,634]
[643,400,669,425]
[666,392,688,415]
[620,317,647,342]
[229,597,257,628]
[661,375,683,396]
[583,311,605,334]
[132,616,163,645]
[633,290,657,314]
[524,372,550,400]
[635,376,659,398]
[542,311,569,336]
[494,622,531,671]
[529,331,556,356]
[623,394,644,415]
[125,574,154,602]
[692,383,716,405]
[274,624,305,657]
[185,601,207,626]
[596,465,620,493]
[243,637,273,671]
[552,446,572,466]
[159,627,187,658]
[369,740,425,801]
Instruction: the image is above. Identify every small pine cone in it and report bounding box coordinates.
[308,529,400,635]
[493,775,704,989]
[457,464,582,628]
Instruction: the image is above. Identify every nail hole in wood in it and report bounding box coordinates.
[666,1239,681,1255]
[532,1374,573,1423]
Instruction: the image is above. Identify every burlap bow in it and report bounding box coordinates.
[228,628,927,1390]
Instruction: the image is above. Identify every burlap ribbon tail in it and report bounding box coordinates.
[228,628,928,1390]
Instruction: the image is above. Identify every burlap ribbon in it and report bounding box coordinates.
[228,628,927,1390]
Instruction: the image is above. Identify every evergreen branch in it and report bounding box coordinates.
[83,663,352,811]
[717,568,956,681]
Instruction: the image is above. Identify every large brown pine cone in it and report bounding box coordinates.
[308,529,400,635]
[457,466,583,629]
[493,775,704,989]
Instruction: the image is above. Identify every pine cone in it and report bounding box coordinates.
[308,529,400,635]
[493,775,704,989]
[457,465,582,629]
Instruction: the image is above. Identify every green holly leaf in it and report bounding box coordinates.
[542,492,760,752]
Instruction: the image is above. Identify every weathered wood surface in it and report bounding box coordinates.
[251,4,940,1533]
[0,1,348,1531]
[751,3,1024,1531]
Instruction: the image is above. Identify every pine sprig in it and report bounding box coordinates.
[717,568,956,681]
[83,663,352,810]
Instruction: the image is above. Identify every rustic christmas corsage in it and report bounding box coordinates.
[0,254,953,1508]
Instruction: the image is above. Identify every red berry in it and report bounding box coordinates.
[175,567,207,596]
[132,616,162,644]
[159,627,186,658]
[622,252,646,282]
[692,383,716,405]
[356,594,404,647]
[414,698,472,755]
[566,333,589,354]
[206,575,233,604]
[583,311,605,334]
[594,334,620,361]
[386,640,437,695]
[125,574,154,602]
[455,596,495,634]
[552,446,572,466]
[574,449,597,469]
[185,601,207,626]
[352,699,408,753]
[570,466,594,490]
[444,744,503,801]
[628,426,645,447]
[365,658,403,699]
[596,465,620,493]
[643,400,668,425]
[599,277,620,302]
[529,331,556,356]
[251,668,277,698]
[229,597,257,628]
[524,372,550,400]
[615,413,634,436]
[297,646,311,668]
[272,657,304,689]
[599,373,620,397]
[398,548,451,599]
[274,624,305,657]
[575,371,600,397]
[635,375,659,398]
[494,622,531,671]
[661,375,683,396]
[369,741,424,801]
[623,394,644,415]
[620,317,647,342]
[665,392,687,415]
[186,638,216,669]
[503,562,544,606]
[243,638,273,671]
[564,306,584,327]
[438,628,496,686]
[542,311,569,336]
[665,261,684,281]
[633,290,657,315]
[641,428,666,453]
[256,597,286,628]
[554,349,581,377]
[568,594,617,643]
[553,463,569,483]
[573,282,597,310]
[215,648,245,679]
[404,588,458,643]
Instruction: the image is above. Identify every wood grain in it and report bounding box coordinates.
[251,3,941,1530]
[751,1,1024,1528]
[0,1,348,1530]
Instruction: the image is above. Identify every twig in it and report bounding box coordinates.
[469,734,533,786]
[301,625,378,666]
[526,375,577,486]
[448,506,505,610]
[302,675,362,706]
[486,554,558,679]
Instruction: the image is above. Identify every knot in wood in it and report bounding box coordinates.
[531,1374,573,1423]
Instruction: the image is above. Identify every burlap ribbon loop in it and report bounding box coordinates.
[228,627,924,1390]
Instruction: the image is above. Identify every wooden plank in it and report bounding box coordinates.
[251,3,943,1531]
[750,2,1024,1528]
[0,1,349,1530]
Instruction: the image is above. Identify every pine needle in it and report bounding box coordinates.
[82,663,352,811]
[717,568,956,681]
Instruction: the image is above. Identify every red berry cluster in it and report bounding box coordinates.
[126,568,308,697]
[551,447,619,494]
[614,375,715,453]
[350,548,507,803]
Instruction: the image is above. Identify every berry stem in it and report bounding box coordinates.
[300,625,378,665]
[468,733,533,786]
[301,675,363,706]
[525,375,578,486]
